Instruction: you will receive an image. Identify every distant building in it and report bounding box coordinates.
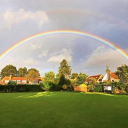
[0,75,42,85]
[102,70,119,82]
[86,74,103,84]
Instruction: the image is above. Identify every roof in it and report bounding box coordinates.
[2,76,11,81]
[111,73,119,79]
[86,74,102,82]
[11,77,27,80]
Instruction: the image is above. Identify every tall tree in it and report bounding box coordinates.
[18,67,27,77]
[76,72,87,85]
[58,59,72,79]
[26,68,40,82]
[71,73,78,79]
[116,64,128,83]
[43,71,55,83]
[1,65,17,78]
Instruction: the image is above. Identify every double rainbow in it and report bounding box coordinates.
[0,30,128,60]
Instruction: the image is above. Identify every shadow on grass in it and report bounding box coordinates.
[16,92,53,98]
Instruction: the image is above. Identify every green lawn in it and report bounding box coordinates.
[0,92,128,128]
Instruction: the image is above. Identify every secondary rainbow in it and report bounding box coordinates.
[0,30,128,60]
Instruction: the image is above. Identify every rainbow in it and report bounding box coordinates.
[0,30,128,60]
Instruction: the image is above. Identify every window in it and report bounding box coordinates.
[5,80,9,83]
[17,80,21,84]
[33,80,37,84]
[22,80,26,84]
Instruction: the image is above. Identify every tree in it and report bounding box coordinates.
[18,67,27,77]
[58,74,71,87]
[76,72,87,85]
[26,68,40,82]
[43,71,55,83]
[58,59,72,79]
[71,73,78,79]
[1,65,17,78]
[116,64,128,83]
[89,78,97,85]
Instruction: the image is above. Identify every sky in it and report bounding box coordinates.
[0,0,128,76]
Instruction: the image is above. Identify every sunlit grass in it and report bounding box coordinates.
[0,92,128,128]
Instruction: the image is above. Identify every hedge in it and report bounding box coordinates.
[0,85,42,92]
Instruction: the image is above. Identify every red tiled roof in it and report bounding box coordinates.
[11,77,27,80]
[86,75,102,82]
[111,73,119,79]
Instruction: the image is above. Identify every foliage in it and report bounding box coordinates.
[18,67,27,77]
[94,84,103,92]
[41,82,51,91]
[62,84,68,90]
[26,68,40,83]
[0,85,41,92]
[116,64,128,83]
[58,74,71,87]
[76,72,87,85]
[7,81,17,86]
[58,59,72,79]
[1,64,17,78]
[43,71,55,83]
[71,73,78,79]
[89,78,97,85]
[87,84,95,92]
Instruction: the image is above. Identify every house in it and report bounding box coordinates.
[102,70,120,82]
[0,75,42,85]
[0,76,27,85]
[86,74,103,84]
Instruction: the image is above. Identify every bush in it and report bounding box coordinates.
[7,81,17,86]
[0,85,42,92]
[94,84,103,92]
[87,84,95,92]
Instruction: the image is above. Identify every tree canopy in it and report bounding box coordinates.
[58,59,72,79]
[18,67,27,77]
[26,68,40,82]
[71,73,78,79]
[43,71,55,83]
[76,72,87,85]
[116,64,128,83]
[1,64,17,78]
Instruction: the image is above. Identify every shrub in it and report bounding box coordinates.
[62,84,68,90]
[0,85,42,92]
[87,84,95,92]
[94,84,103,92]
[7,81,17,86]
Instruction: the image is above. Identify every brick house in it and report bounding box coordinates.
[0,75,42,85]
[102,70,120,82]
[86,74,103,84]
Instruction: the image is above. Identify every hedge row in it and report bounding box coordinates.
[0,85,42,92]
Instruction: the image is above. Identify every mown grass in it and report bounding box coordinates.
[0,92,128,128]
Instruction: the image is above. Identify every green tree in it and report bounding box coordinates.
[116,64,128,83]
[58,59,72,79]
[71,73,78,79]
[76,72,87,85]
[58,74,71,87]
[26,68,40,82]
[1,64,17,78]
[89,78,97,85]
[18,67,27,77]
[43,71,55,83]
